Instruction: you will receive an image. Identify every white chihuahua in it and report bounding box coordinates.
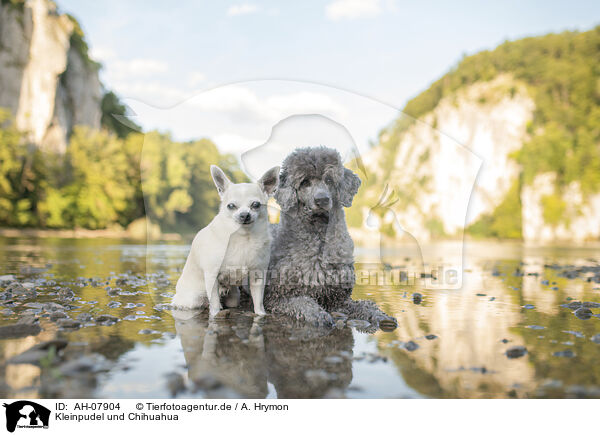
[173,165,279,317]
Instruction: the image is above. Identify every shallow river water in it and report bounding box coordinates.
[0,237,599,399]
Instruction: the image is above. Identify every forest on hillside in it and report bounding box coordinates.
[351,26,600,239]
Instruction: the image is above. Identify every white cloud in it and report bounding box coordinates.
[110,80,187,106]
[226,3,258,16]
[326,0,382,21]
[110,58,169,78]
[187,71,206,87]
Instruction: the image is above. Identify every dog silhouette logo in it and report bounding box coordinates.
[3,401,50,432]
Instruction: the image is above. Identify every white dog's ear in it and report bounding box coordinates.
[259,166,280,196]
[210,165,231,197]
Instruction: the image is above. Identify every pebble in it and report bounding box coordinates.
[523,304,535,310]
[574,307,593,320]
[404,341,419,351]
[563,330,584,338]
[506,346,527,359]
[425,334,438,340]
[58,318,81,329]
[553,350,576,358]
[412,293,422,304]
[95,314,119,325]
[526,325,545,330]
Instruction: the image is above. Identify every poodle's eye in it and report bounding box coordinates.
[227,203,237,210]
[300,178,311,188]
[325,175,334,184]
[250,201,261,209]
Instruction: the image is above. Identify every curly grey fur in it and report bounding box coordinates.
[265,146,397,329]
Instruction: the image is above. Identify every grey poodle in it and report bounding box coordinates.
[265,146,397,329]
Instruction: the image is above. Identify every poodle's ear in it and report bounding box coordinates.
[274,169,297,212]
[210,165,231,198]
[340,167,361,207]
[258,166,280,196]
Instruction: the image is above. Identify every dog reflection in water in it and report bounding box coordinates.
[172,309,354,398]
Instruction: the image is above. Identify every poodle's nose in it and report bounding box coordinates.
[314,192,331,209]
[239,212,252,223]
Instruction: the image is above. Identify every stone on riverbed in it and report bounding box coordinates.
[95,314,119,325]
[0,275,16,286]
[574,307,593,320]
[57,318,81,329]
[0,316,41,339]
[506,346,527,359]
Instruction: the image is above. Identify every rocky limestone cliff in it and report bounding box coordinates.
[0,0,101,152]
[356,75,535,242]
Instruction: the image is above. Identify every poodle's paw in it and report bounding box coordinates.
[304,311,334,328]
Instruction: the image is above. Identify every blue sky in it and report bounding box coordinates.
[58,0,599,155]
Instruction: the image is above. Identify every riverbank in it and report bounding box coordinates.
[0,227,181,241]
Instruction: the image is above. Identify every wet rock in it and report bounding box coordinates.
[404,341,419,351]
[0,317,41,338]
[58,288,75,300]
[583,301,600,308]
[58,318,81,329]
[591,334,600,344]
[574,307,593,320]
[563,330,584,338]
[553,350,576,358]
[412,293,422,304]
[4,282,36,298]
[76,313,93,322]
[58,354,112,375]
[506,346,527,359]
[476,293,486,297]
[523,304,535,310]
[7,349,49,365]
[562,301,582,309]
[153,304,172,312]
[49,311,68,321]
[526,325,545,330]
[501,338,509,344]
[425,334,438,340]
[95,314,119,325]
[138,329,161,335]
[0,275,16,286]
[107,301,121,309]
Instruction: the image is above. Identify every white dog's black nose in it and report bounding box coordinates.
[239,212,252,223]
[314,192,331,209]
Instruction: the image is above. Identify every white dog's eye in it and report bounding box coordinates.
[227,203,237,210]
[250,201,261,209]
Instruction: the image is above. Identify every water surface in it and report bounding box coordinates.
[0,237,599,399]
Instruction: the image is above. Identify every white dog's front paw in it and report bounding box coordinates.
[254,306,266,316]
[209,303,222,317]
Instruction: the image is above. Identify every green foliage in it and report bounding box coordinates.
[0,108,242,232]
[468,180,522,239]
[365,26,600,235]
[65,14,100,70]
[541,192,567,226]
[141,132,245,233]
[101,91,141,139]
[0,109,46,227]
